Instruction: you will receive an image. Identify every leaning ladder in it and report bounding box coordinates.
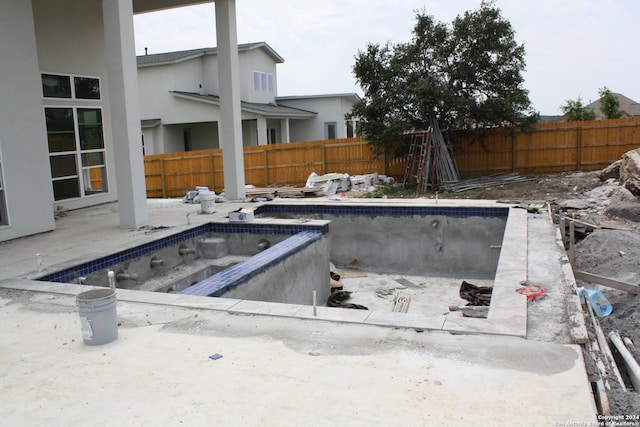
[403,130,431,192]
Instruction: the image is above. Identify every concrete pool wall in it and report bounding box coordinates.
[255,204,508,278]
[18,199,528,337]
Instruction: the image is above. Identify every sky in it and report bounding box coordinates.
[133,0,640,115]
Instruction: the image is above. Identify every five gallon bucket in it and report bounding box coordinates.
[76,288,118,345]
[199,190,216,214]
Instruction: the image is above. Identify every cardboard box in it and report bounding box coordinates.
[229,208,255,222]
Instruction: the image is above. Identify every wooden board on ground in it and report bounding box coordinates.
[573,269,640,294]
[245,186,319,198]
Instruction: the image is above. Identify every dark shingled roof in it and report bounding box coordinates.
[171,91,317,118]
[137,42,284,67]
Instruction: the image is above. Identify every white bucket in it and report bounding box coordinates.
[77,288,118,346]
[199,191,216,214]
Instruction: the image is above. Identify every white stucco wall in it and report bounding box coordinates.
[239,48,278,104]
[277,96,356,142]
[0,0,56,241]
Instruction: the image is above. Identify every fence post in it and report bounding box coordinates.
[160,158,166,198]
[576,126,583,171]
[263,149,269,187]
[210,153,216,191]
[321,144,327,175]
[511,133,517,173]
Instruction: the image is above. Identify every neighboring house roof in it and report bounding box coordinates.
[585,93,640,119]
[137,42,284,67]
[171,91,317,118]
[276,93,361,103]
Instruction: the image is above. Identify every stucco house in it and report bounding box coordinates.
[137,43,360,154]
[0,0,249,242]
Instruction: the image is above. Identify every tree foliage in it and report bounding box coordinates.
[599,86,623,119]
[560,97,596,122]
[350,0,538,154]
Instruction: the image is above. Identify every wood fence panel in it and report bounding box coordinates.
[143,118,640,197]
[515,126,578,173]
[453,130,513,176]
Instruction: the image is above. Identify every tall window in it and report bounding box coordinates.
[43,73,107,201]
[346,119,358,138]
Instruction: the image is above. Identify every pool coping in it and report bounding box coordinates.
[0,205,528,337]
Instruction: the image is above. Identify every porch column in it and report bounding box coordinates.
[280,118,291,143]
[102,0,148,229]
[215,0,245,199]
[256,117,268,145]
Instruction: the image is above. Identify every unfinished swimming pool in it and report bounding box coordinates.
[37,203,514,311]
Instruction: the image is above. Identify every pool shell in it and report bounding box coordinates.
[35,202,528,337]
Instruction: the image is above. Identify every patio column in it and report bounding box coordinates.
[215,0,245,199]
[102,0,148,229]
[256,117,268,145]
[281,118,291,143]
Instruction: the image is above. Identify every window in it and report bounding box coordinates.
[42,73,101,100]
[42,73,107,201]
[325,122,337,139]
[74,77,101,100]
[42,74,71,98]
[252,71,274,92]
[45,107,107,200]
[0,144,8,226]
[346,119,358,138]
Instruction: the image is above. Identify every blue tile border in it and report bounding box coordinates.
[180,231,322,297]
[38,222,328,284]
[255,204,508,217]
[37,205,506,285]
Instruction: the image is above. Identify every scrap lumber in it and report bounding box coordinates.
[573,270,640,294]
[244,186,319,198]
[440,173,535,192]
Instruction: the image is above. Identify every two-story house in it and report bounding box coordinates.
[137,43,360,154]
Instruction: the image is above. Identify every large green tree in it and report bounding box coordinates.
[350,0,537,153]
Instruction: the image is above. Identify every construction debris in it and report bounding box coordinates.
[392,293,411,313]
[448,305,489,318]
[459,280,493,306]
[403,118,460,193]
[440,173,536,192]
[326,290,368,310]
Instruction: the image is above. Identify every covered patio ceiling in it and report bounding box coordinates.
[133,0,212,14]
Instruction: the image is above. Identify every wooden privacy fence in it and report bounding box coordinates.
[143,138,404,198]
[453,116,640,176]
[144,117,640,198]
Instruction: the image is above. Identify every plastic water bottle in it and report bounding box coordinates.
[578,287,613,317]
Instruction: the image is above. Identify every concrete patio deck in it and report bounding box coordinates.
[0,197,596,426]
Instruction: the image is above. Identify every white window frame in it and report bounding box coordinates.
[41,72,102,101]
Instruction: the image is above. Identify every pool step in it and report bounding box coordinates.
[198,237,229,259]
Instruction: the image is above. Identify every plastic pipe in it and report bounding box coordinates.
[313,291,317,316]
[108,271,116,290]
[608,331,640,392]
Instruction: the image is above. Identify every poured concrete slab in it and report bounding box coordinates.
[0,198,597,423]
[0,290,596,425]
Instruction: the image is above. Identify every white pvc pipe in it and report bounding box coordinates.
[608,331,640,392]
